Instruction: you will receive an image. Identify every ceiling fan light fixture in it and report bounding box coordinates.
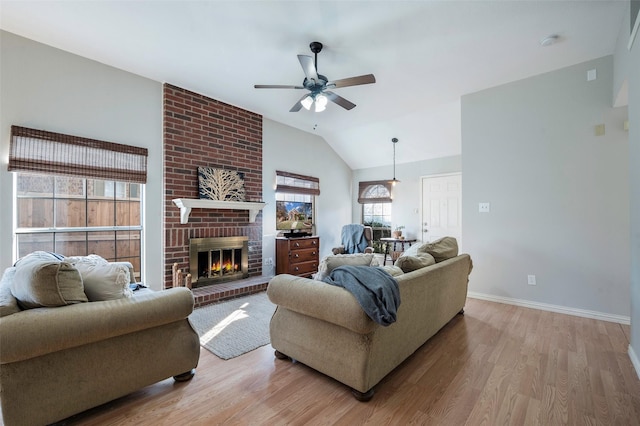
[315,94,328,112]
[301,95,313,110]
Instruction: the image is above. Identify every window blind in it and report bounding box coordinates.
[275,170,320,196]
[8,126,148,184]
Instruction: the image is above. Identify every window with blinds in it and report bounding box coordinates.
[9,126,147,279]
[275,171,319,234]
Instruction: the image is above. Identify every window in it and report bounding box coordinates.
[358,181,393,252]
[15,174,143,279]
[9,126,148,280]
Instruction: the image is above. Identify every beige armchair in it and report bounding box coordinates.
[332,224,374,255]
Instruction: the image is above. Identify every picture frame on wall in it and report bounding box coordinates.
[198,167,246,202]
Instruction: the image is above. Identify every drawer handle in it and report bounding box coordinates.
[294,266,299,271]
[312,241,317,245]
[294,242,300,247]
[312,251,316,255]
[294,253,299,258]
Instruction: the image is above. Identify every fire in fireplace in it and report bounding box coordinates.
[189,236,248,287]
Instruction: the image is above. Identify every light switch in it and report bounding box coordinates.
[595,124,605,136]
[587,69,597,81]
[479,202,490,213]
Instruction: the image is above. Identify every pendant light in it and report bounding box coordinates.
[390,137,400,186]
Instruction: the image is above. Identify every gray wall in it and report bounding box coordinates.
[461,55,630,320]
[351,156,461,242]
[262,119,353,271]
[624,3,640,375]
[0,31,165,288]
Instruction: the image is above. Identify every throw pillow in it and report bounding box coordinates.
[65,255,133,301]
[394,252,436,273]
[13,250,64,266]
[419,236,459,262]
[11,257,87,309]
[314,253,379,281]
[398,242,423,258]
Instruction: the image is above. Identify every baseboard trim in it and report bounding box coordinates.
[630,346,640,380]
[467,291,630,325]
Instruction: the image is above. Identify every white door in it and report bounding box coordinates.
[421,174,462,245]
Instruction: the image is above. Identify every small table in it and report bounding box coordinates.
[380,238,417,265]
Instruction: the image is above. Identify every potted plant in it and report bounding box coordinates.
[392,225,405,239]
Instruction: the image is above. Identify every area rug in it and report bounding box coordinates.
[189,291,275,360]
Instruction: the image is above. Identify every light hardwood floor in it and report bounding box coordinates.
[51,298,640,425]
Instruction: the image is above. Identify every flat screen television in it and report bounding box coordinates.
[276,200,313,236]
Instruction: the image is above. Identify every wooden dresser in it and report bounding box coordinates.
[276,236,320,278]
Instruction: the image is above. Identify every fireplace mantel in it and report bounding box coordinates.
[172,199,267,224]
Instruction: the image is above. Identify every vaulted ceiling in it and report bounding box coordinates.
[0,1,627,169]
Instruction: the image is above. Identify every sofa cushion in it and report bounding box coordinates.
[65,255,133,301]
[394,252,436,273]
[0,267,21,317]
[418,237,459,262]
[314,253,379,281]
[379,265,404,277]
[11,255,87,309]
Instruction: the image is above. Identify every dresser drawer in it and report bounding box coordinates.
[290,247,319,263]
[288,260,318,276]
[289,238,319,250]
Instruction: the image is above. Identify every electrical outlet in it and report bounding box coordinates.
[479,202,490,213]
[527,275,536,286]
[264,258,273,266]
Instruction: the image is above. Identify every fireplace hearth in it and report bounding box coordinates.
[189,236,249,288]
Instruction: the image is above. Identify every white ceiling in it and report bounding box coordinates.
[0,1,627,170]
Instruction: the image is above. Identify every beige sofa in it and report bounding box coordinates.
[267,238,472,400]
[0,255,200,426]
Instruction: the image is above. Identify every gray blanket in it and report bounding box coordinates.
[322,265,400,326]
[341,224,368,254]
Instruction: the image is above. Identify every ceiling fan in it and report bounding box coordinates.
[254,41,376,112]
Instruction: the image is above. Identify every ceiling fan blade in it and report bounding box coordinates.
[298,55,319,82]
[254,84,305,89]
[327,74,376,89]
[289,93,310,112]
[324,91,356,110]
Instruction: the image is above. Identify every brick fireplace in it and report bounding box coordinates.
[163,83,265,301]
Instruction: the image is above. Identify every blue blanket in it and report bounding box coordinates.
[341,224,368,254]
[322,265,400,326]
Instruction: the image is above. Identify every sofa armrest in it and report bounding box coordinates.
[0,287,194,364]
[267,274,376,334]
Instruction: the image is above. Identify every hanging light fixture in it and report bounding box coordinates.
[390,137,400,186]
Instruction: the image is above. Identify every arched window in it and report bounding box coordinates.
[358,181,392,245]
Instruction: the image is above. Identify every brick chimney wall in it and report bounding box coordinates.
[163,83,263,288]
